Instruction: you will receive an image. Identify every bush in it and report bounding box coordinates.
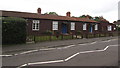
[76,31,82,35]
[2,17,27,44]
[42,30,53,35]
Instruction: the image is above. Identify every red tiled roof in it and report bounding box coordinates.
[1,10,98,23]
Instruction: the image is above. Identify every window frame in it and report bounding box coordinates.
[83,23,87,30]
[95,24,98,30]
[52,21,58,30]
[107,25,112,31]
[32,20,40,31]
[71,22,75,30]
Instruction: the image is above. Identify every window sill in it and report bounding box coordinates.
[32,30,39,31]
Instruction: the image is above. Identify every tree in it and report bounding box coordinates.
[94,16,109,23]
[94,16,100,21]
[44,12,58,15]
[79,15,86,18]
[79,15,93,20]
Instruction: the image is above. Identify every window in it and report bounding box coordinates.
[83,23,87,30]
[107,25,112,31]
[52,21,58,30]
[95,24,98,30]
[114,27,116,30]
[71,22,75,30]
[32,20,40,30]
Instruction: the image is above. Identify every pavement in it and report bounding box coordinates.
[2,36,119,68]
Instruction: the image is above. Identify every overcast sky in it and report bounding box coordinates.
[0,0,120,22]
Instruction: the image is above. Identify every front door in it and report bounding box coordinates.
[62,24,67,34]
[89,24,93,33]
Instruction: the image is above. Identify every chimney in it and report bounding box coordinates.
[66,12,71,17]
[37,8,41,14]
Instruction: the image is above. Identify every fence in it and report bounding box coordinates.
[26,32,118,43]
[26,34,76,43]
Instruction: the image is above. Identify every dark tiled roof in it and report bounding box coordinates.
[1,10,98,23]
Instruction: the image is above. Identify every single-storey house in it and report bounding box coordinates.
[1,8,116,36]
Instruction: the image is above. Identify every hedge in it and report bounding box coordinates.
[2,17,27,44]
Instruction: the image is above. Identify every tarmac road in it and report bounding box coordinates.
[2,37,118,68]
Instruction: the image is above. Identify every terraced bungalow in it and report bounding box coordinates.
[1,8,117,41]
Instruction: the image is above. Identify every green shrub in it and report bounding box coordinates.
[2,17,27,44]
[76,31,82,35]
[42,30,53,35]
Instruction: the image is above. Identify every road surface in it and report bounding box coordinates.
[2,37,118,68]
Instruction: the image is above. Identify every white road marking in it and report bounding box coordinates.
[78,43,87,45]
[14,54,19,56]
[103,46,109,51]
[20,50,38,55]
[108,40,112,42]
[78,41,97,46]
[56,47,64,49]
[63,45,75,49]
[64,52,79,61]
[90,41,97,44]
[39,48,56,51]
[110,38,118,41]
[102,39,112,43]
[56,45,75,49]
[17,60,64,68]
[28,60,64,65]
[16,64,28,68]
[109,45,118,47]
[0,55,13,57]
[79,50,104,54]
[102,41,108,43]
[17,44,118,68]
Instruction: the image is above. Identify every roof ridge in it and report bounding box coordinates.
[1,10,36,14]
[2,10,98,23]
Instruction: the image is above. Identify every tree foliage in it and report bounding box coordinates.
[94,16,109,23]
[2,17,27,44]
[79,15,93,20]
[44,12,58,15]
[79,15,109,23]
